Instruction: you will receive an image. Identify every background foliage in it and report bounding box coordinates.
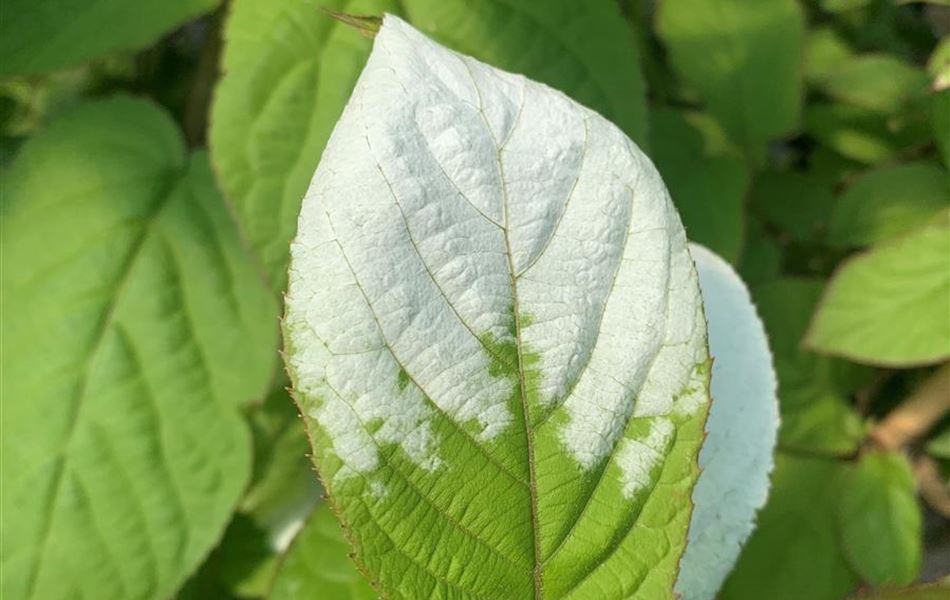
[2,1,948,599]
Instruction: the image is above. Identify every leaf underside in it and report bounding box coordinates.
[284,16,710,600]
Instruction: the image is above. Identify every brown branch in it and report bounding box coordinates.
[870,363,950,451]
[914,455,950,518]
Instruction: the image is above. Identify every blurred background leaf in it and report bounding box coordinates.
[0,0,220,77]
[839,452,923,587]
[1,96,277,599]
[656,0,805,161]
[806,211,950,367]
[268,503,377,600]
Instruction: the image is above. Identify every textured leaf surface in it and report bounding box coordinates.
[650,110,748,263]
[284,17,710,599]
[806,211,950,366]
[676,245,778,600]
[269,504,377,600]
[754,279,867,456]
[0,0,219,77]
[839,452,922,586]
[656,0,804,155]
[0,96,277,600]
[212,0,647,290]
[720,456,858,600]
[828,161,950,248]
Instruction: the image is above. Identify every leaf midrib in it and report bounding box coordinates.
[476,75,544,600]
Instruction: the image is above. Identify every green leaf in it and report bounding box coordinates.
[677,245,778,600]
[177,513,277,600]
[753,279,867,456]
[804,26,854,85]
[180,387,319,599]
[649,109,749,263]
[750,171,835,243]
[1,96,278,599]
[212,0,648,290]
[284,17,711,599]
[0,0,219,77]
[210,0,399,291]
[738,218,781,286]
[820,0,872,11]
[839,451,922,586]
[269,504,377,600]
[804,103,930,165]
[815,54,929,114]
[829,161,950,248]
[242,386,321,539]
[806,211,950,366]
[720,455,859,600]
[933,90,950,170]
[928,426,950,460]
[656,0,805,157]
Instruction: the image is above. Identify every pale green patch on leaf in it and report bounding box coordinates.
[650,110,748,263]
[720,455,859,600]
[0,96,278,600]
[656,0,805,158]
[806,211,950,367]
[0,0,219,77]
[839,452,922,587]
[211,0,648,290]
[828,161,950,248]
[676,245,778,600]
[269,504,377,600]
[753,280,868,456]
[283,16,710,599]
